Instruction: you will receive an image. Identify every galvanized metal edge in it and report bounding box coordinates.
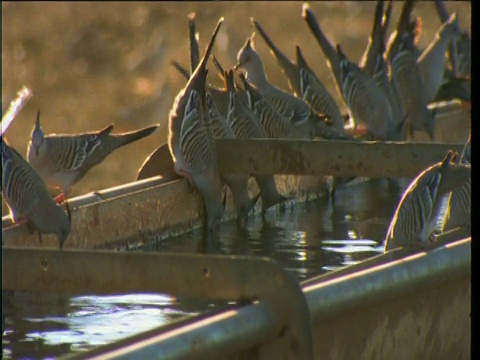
[2,250,315,359]
[303,238,471,322]
[46,237,471,360]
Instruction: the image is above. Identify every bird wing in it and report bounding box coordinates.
[45,134,103,173]
[179,90,213,174]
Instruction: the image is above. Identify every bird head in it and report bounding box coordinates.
[31,110,45,156]
[235,34,256,71]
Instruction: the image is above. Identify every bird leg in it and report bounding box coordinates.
[53,192,66,204]
[350,124,370,138]
[405,239,426,253]
[54,187,72,204]
[222,186,228,209]
[20,220,42,243]
[177,169,198,194]
[26,221,35,235]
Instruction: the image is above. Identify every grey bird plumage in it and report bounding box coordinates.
[251,18,345,133]
[185,14,258,224]
[359,0,393,77]
[452,31,471,79]
[237,72,295,139]
[171,59,237,126]
[371,37,407,141]
[302,3,344,102]
[235,36,344,141]
[168,17,225,229]
[235,36,314,139]
[337,44,395,141]
[417,13,460,104]
[250,18,302,97]
[384,0,417,62]
[391,35,436,140]
[294,46,358,196]
[27,111,160,199]
[295,45,346,133]
[434,1,471,78]
[443,132,471,232]
[3,137,71,249]
[384,150,471,252]
[206,91,259,223]
[225,69,287,213]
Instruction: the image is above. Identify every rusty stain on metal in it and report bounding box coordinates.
[216,139,466,177]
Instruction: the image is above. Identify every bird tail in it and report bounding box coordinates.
[114,124,160,148]
[251,18,297,77]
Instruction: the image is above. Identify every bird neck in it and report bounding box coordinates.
[244,55,269,91]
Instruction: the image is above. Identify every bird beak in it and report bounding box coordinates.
[233,62,242,71]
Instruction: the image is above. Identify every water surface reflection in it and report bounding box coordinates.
[2,178,407,359]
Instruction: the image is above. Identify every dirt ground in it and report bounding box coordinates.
[2,1,471,214]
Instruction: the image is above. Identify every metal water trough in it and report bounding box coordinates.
[2,238,471,359]
[2,101,471,359]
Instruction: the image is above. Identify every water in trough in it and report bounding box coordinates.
[2,178,409,359]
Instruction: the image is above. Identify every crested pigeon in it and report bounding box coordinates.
[384,0,417,62]
[171,58,233,121]
[358,0,393,77]
[237,72,295,139]
[337,44,396,141]
[252,17,345,133]
[27,111,160,201]
[292,48,358,195]
[434,0,471,78]
[186,14,258,224]
[452,31,471,79]
[443,132,471,232]
[168,17,225,229]
[417,13,460,104]
[235,36,344,141]
[295,45,346,133]
[371,54,406,141]
[224,69,287,213]
[384,150,471,252]
[391,35,436,140]
[238,69,355,200]
[250,18,302,97]
[302,3,344,101]
[205,90,259,223]
[2,137,71,249]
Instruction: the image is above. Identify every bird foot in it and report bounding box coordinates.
[405,240,426,253]
[53,193,66,204]
[24,220,36,235]
[350,125,369,138]
[177,169,197,194]
[186,178,198,194]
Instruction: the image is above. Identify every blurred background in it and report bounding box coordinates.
[2,1,471,213]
